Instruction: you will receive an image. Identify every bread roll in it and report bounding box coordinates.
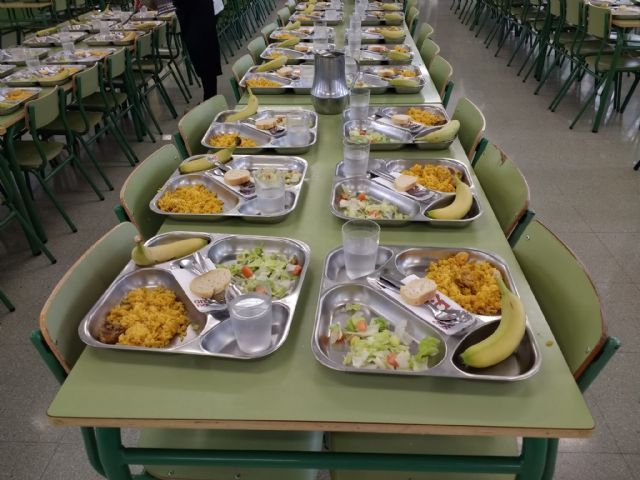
[255,117,278,130]
[223,169,251,186]
[394,174,417,192]
[190,268,232,299]
[391,114,411,127]
[400,277,437,306]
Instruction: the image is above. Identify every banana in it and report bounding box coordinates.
[426,177,473,220]
[179,143,238,174]
[256,55,288,72]
[384,13,403,22]
[36,27,58,37]
[131,235,208,266]
[416,119,460,143]
[382,3,402,10]
[387,50,411,61]
[284,21,301,30]
[379,28,405,40]
[387,77,419,88]
[277,37,301,48]
[459,275,526,368]
[303,5,315,13]
[225,88,258,122]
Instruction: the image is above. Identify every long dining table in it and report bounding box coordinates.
[46,5,595,480]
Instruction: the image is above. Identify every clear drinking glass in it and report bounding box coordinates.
[342,219,380,279]
[255,168,286,214]
[342,136,370,177]
[286,111,308,146]
[313,20,329,51]
[227,282,274,354]
[349,87,370,122]
[25,49,40,69]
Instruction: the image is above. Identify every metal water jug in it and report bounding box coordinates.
[311,50,349,115]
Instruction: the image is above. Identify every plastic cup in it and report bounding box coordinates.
[349,87,370,122]
[342,137,370,177]
[342,219,380,279]
[255,168,286,214]
[227,282,274,354]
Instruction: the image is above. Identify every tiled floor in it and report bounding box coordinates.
[0,1,639,479]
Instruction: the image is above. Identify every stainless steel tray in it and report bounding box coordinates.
[330,175,482,227]
[205,107,318,154]
[311,245,541,381]
[366,1,404,10]
[45,48,116,64]
[0,64,16,78]
[114,20,164,31]
[0,48,49,65]
[361,10,405,25]
[239,65,313,94]
[0,86,41,114]
[295,1,343,10]
[260,46,311,64]
[289,11,343,25]
[269,26,336,42]
[22,31,87,46]
[361,26,407,44]
[84,31,141,46]
[358,44,414,65]
[79,231,311,359]
[67,20,119,32]
[343,105,456,150]
[3,64,86,87]
[151,154,307,223]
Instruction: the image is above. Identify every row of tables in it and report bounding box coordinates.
[45,2,594,479]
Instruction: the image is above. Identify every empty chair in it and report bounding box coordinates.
[419,38,440,68]
[429,55,454,108]
[114,145,184,240]
[286,0,296,12]
[406,6,420,35]
[261,21,278,43]
[247,36,267,64]
[473,143,533,240]
[32,221,324,479]
[230,54,256,102]
[178,95,229,157]
[414,22,435,50]
[277,6,291,26]
[451,97,486,161]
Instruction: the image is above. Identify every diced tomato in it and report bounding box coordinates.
[356,319,367,332]
[241,266,253,278]
[357,192,367,201]
[291,265,302,276]
[255,284,269,294]
[387,353,399,369]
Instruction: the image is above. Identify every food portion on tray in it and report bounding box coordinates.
[270,25,336,42]
[0,48,49,65]
[0,64,16,78]
[366,1,404,11]
[84,31,141,45]
[79,232,310,359]
[362,26,407,43]
[22,31,87,46]
[0,87,41,114]
[361,10,405,25]
[289,10,343,25]
[295,1,343,10]
[46,48,115,64]
[114,20,164,31]
[3,65,85,86]
[359,44,413,64]
[312,246,540,380]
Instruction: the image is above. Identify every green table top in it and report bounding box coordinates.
[239,7,441,106]
[47,112,593,438]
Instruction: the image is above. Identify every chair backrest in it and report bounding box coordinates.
[107,47,126,78]
[404,0,417,14]
[286,0,296,12]
[178,95,228,156]
[512,220,607,378]
[120,144,183,240]
[247,36,267,64]
[429,55,452,100]
[565,0,581,26]
[26,86,60,129]
[549,0,562,17]
[419,38,440,68]
[452,97,486,160]
[277,7,290,26]
[414,22,434,50]
[474,143,530,236]
[40,221,139,372]
[261,22,278,43]
[231,53,255,83]
[585,3,610,39]
[135,32,153,60]
[74,62,100,99]
[407,6,419,34]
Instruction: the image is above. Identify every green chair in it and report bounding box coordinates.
[178,94,229,157]
[414,22,434,50]
[429,55,454,108]
[261,21,278,44]
[6,87,105,233]
[286,0,296,13]
[473,142,534,241]
[247,35,267,64]
[419,38,440,68]
[0,288,14,312]
[31,221,323,479]
[277,6,290,26]
[404,0,417,15]
[451,96,487,161]
[406,5,420,36]
[173,130,190,159]
[114,144,183,240]
[230,53,255,103]
[512,220,621,479]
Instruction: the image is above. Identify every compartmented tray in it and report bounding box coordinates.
[343,105,455,150]
[79,231,311,359]
[362,26,407,44]
[22,31,87,46]
[289,10,343,25]
[203,107,318,154]
[360,10,405,25]
[114,20,164,31]
[260,46,311,64]
[46,48,115,64]
[81,10,133,22]
[151,154,308,223]
[269,26,336,42]
[366,1,404,10]
[84,31,142,46]
[239,65,313,94]
[295,1,343,10]
[0,48,49,65]
[66,19,119,32]
[312,245,541,381]
[358,44,414,65]
[3,64,86,86]
[0,64,16,78]
[0,86,41,114]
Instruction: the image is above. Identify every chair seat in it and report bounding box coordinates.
[329,432,518,480]
[41,111,103,135]
[586,53,640,72]
[82,91,128,110]
[138,428,323,480]
[12,140,65,169]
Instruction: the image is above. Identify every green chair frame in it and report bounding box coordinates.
[261,21,277,44]
[419,38,440,68]
[247,35,267,63]
[414,22,434,50]
[451,96,487,161]
[178,94,229,157]
[230,53,255,102]
[428,55,454,107]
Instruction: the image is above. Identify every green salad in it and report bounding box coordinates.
[329,304,441,371]
[338,187,409,220]
[221,247,302,299]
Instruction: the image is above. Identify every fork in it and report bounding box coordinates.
[368,168,437,201]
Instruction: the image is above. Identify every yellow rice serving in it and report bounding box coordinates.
[208,133,258,148]
[401,164,460,192]
[426,252,501,315]
[157,184,224,214]
[246,77,284,88]
[106,287,190,347]
[406,107,447,126]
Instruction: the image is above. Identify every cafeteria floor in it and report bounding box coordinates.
[1,1,639,479]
